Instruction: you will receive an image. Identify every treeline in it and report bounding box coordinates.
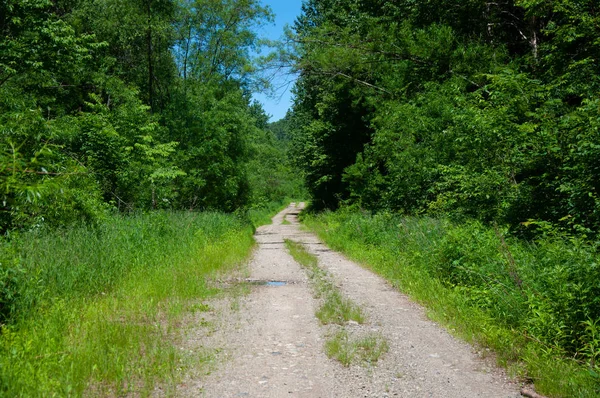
[0,0,303,233]
[288,2,600,394]
[0,3,304,391]
[289,0,600,238]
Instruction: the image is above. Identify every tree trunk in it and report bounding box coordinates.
[146,0,154,112]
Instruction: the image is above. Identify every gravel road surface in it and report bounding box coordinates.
[178,203,521,398]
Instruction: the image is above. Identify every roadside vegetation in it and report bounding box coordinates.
[285,239,387,367]
[304,210,600,396]
[288,1,600,395]
[0,1,305,394]
[0,212,255,396]
[3,0,599,396]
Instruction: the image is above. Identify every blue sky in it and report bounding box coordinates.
[252,0,304,122]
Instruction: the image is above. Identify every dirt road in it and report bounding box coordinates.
[180,203,521,397]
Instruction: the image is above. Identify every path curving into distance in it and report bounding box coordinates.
[178,203,521,397]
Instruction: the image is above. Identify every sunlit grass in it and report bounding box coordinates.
[316,290,364,325]
[0,211,255,396]
[325,330,389,367]
[303,210,600,397]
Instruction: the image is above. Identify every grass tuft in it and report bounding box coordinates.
[285,239,318,268]
[285,238,386,366]
[316,290,365,325]
[325,330,389,367]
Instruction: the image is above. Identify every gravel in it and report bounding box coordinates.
[172,203,522,398]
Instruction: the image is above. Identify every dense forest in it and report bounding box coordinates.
[289,0,600,238]
[287,1,600,395]
[0,0,303,234]
[1,0,600,395]
[0,1,305,394]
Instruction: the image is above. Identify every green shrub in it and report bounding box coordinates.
[305,209,600,396]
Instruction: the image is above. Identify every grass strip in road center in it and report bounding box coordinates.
[284,239,363,325]
[284,239,388,366]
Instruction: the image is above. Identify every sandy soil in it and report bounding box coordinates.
[175,203,522,397]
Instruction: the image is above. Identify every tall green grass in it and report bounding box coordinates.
[0,211,254,396]
[304,210,600,397]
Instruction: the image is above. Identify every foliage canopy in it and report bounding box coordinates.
[289,0,600,239]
